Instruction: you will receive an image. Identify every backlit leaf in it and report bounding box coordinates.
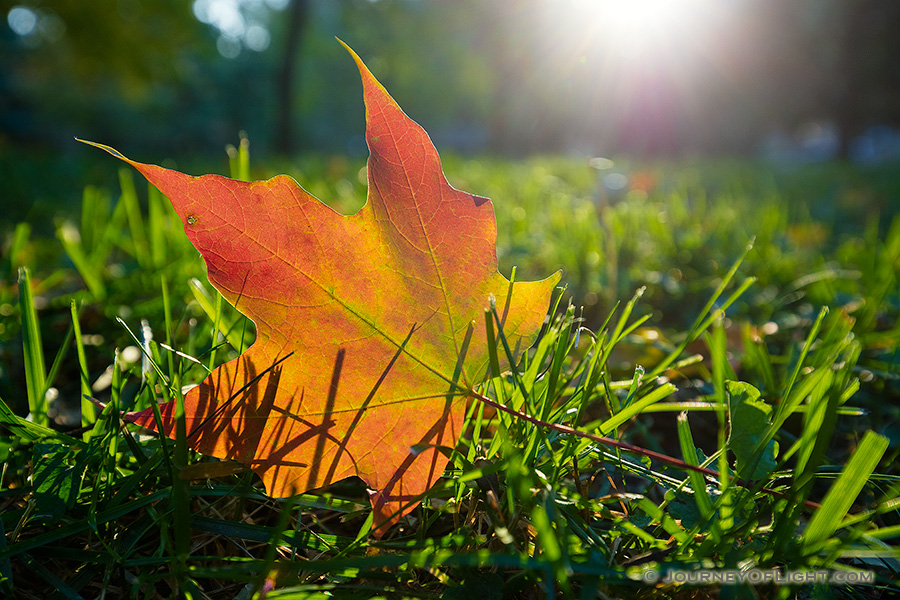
[84,43,559,535]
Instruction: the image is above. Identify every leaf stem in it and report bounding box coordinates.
[468,388,819,510]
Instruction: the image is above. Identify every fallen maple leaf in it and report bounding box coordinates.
[83,42,559,535]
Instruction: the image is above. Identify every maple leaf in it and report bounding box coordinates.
[83,43,559,535]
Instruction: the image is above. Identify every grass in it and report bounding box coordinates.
[0,143,898,599]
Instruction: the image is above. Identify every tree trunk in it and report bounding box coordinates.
[275,0,310,155]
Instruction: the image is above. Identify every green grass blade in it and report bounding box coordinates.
[0,395,78,444]
[773,306,829,427]
[118,167,151,268]
[10,221,31,262]
[188,278,245,351]
[56,222,106,299]
[676,413,715,520]
[802,431,889,553]
[80,185,102,253]
[530,503,571,597]
[227,133,251,182]
[147,183,168,269]
[207,291,223,372]
[238,134,250,182]
[707,316,731,488]
[5,222,31,279]
[645,241,755,379]
[599,381,676,435]
[20,553,85,600]
[0,490,170,560]
[70,300,95,431]
[542,306,574,421]
[18,266,48,426]
[41,317,74,405]
[483,307,504,407]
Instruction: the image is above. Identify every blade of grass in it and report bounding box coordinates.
[188,278,245,350]
[598,381,676,435]
[20,553,86,600]
[56,223,107,299]
[160,274,177,388]
[542,305,575,421]
[802,431,889,553]
[18,267,48,427]
[6,222,31,276]
[772,306,829,427]
[40,316,74,412]
[147,183,168,269]
[162,273,195,595]
[208,291,223,372]
[675,412,716,528]
[484,308,503,402]
[635,402,864,415]
[0,490,170,560]
[80,185,104,255]
[118,167,151,268]
[255,495,299,594]
[645,241,756,380]
[530,502,571,597]
[0,395,79,444]
[227,133,251,182]
[116,317,170,389]
[753,306,832,471]
[706,315,732,497]
[70,300,95,432]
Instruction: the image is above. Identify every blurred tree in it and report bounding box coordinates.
[274,0,309,154]
[833,0,900,157]
[0,0,217,151]
[288,0,493,154]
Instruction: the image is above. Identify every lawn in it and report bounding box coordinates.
[0,145,898,599]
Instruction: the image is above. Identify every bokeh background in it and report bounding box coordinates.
[3,0,900,162]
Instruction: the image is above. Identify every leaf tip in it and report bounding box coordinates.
[546,269,564,289]
[336,37,365,72]
[76,138,129,162]
[336,37,395,110]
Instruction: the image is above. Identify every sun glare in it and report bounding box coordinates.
[604,0,686,35]
[598,0,711,58]
[532,0,730,153]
